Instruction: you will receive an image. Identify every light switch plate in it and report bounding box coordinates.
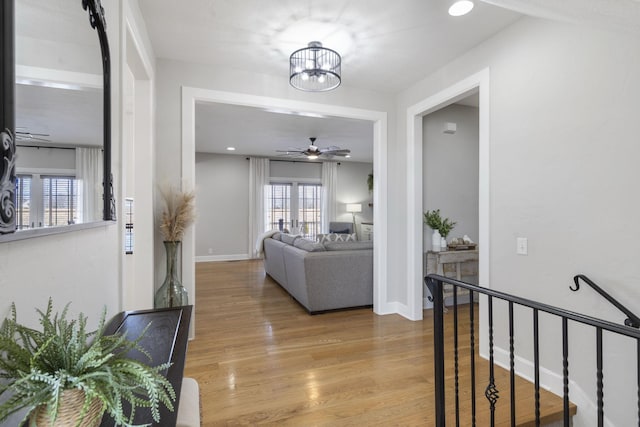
[517,237,528,255]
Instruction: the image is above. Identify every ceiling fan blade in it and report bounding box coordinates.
[323,149,351,154]
[16,132,51,142]
[275,150,305,153]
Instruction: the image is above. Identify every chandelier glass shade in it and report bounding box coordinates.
[289,41,341,92]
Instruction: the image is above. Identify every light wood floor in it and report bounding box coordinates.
[185,260,574,426]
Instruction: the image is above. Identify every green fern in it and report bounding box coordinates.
[0,299,175,427]
[423,209,457,238]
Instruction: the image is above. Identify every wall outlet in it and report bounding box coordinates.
[208,248,213,255]
[516,237,528,255]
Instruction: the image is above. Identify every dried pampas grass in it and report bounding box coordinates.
[159,186,196,241]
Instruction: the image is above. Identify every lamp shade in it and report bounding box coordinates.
[346,203,362,213]
[290,41,341,92]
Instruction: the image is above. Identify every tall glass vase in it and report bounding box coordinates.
[154,241,188,308]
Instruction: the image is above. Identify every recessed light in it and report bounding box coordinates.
[226,147,236,151]
[448,0,474,16]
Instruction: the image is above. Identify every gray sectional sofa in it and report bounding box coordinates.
[263,233,373,313]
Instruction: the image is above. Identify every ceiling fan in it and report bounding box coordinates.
[276,137,351,160]
[16,128,51,143]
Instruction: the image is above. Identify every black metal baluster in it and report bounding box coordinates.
[637,339,639,427]
[485,296,499,426]
[534,309,540,426]
[470,290,476,427]
[454,286,460,427]
[509,302,516,427]
[427,277,446,427]
[562,317,570,427]
[597,327,603,427]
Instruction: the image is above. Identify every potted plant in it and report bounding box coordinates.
[424,209,456,251]
[0,299,175,427]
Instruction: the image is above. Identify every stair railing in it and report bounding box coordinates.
[571,274,640,328]
[426,274,640,427]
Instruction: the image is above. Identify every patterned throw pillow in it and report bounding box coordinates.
[317,233,357,243]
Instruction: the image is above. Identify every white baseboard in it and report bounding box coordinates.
[195,254,250,263]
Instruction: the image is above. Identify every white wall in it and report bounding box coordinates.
[195,153,249,259]
[423,104,479,250]
[193,155,373,258]
[395,17,640,426]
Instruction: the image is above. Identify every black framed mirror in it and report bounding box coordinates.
[0,0,114,236]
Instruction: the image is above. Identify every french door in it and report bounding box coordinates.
[265,182,322,239]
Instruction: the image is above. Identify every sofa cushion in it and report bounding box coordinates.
[280,233,300,245]
[271,232,282,241]
[317,233,357,243]
[293,238,326,252]
[323,241,374,251]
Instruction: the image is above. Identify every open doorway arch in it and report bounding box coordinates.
[181,88,390,334]
[406,68,491,320]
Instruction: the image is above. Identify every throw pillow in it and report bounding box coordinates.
[293,238,326,252]
[280,233,300,245]
[317,233,357,244]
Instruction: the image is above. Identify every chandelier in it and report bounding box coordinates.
[289,41,341,92]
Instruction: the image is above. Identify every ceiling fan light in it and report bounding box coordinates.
[290,41,341,91]
[307,154,319,160]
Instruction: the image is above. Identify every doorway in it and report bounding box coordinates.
[406,68,490,321]
[181,88,390,336]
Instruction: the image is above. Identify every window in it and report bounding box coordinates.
[14,173,78,228]
[265,182,322,239]
[16,175,31,230]
[297,184,322,238]
[43,176,78,226]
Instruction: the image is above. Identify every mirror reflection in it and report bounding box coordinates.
[15,0,103,229]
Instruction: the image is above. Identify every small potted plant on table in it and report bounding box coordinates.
[0,299,175,426]
[424,209,456,251]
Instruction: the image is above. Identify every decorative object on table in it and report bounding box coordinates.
[440,236,447,251]
[424,209,457,252]
[448,235,477,251]
[155,186,196,308]
[0,299,175,427]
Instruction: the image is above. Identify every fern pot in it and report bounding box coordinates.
[32,389,103,427]
[155,241,188,308]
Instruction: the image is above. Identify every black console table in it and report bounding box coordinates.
[99,305,192,426]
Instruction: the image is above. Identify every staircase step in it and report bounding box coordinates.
[441,307,577,425]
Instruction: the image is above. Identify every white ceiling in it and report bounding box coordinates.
[196,103,374,162]
[138,0,522,95]
[141,0,518,161]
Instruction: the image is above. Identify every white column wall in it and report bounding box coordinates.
[395,16,640,426]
